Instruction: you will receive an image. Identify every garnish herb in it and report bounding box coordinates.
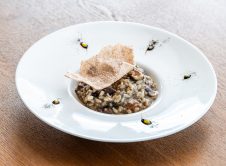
[145,40,158,53]
[77,36,88,49]
[52,99,60,105]
[141,118,152,125]
[183,72,197,80]
[183,74,191,80]
[80,42,88,49]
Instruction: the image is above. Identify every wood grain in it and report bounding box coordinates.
[0,0,226,165]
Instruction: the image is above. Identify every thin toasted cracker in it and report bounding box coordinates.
[65,44,135,90]
[97,44,134,64]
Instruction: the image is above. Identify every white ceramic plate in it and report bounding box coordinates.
[16,22,217,142]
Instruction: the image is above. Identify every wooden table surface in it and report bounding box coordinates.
[0,0,226,165]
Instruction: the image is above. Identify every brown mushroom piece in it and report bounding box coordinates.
[130,70,144,80]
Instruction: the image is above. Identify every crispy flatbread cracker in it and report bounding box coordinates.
[65,44,135,90]
[97,44,134,64]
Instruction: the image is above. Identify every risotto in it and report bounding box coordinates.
[75,66,158,114]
